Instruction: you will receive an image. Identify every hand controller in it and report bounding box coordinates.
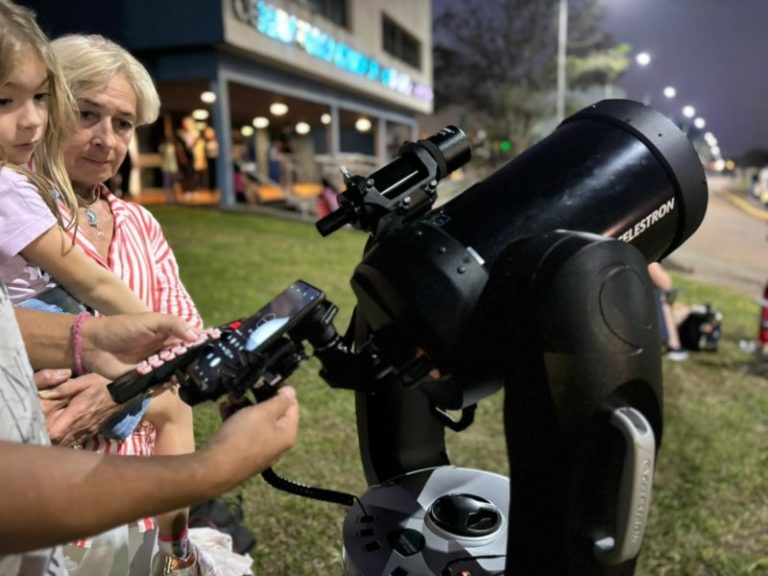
[108,281,326,406]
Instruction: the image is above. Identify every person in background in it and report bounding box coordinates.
[648,262,688,361]
[749,173,762,202]
[176,115,197,193]
[316,177,340,217]
[159,135,179,203]
[113,144,132,198]
[203,126,218,191]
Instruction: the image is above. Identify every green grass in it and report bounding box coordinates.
[152,205,768,575]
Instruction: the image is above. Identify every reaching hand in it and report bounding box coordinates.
[202,386,300,492]
[81,313,199,379]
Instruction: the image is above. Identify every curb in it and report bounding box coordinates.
[720,190,768,222]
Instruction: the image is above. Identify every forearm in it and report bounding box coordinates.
[0,441,225,554]
[16,309,76,370]
[0,388,299,554]
[22,226,149,315]
[68,269,149,315]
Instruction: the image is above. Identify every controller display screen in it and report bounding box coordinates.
[239,281,324,353]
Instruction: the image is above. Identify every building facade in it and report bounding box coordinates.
[25,0,433,207]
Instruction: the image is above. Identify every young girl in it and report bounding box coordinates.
[0,3,207,573]
[0,8,146,316]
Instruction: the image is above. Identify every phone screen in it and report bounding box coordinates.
[233,280,325,353]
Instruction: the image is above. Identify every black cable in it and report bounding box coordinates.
[261,467,368,516]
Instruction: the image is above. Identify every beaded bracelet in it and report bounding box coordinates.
[72,311,91,376]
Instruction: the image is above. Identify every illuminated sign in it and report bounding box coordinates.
[232,0,433,102]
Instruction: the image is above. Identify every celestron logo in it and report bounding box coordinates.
[631,457,653,544]
[618,198,675,243]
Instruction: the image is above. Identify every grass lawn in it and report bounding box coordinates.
[152,205,768,575]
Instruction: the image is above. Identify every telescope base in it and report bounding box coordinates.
[342,466,509,576]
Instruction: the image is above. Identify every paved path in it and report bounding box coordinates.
[667,177,768,297]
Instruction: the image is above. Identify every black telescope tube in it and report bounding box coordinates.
[435,100,708,264]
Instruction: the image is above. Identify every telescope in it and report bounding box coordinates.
[110,100,708,574]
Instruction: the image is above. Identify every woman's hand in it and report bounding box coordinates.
[81,313,199,379]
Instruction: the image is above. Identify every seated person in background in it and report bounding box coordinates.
[648,262,688,361]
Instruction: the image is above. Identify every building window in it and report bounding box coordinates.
[296,0,348,28]
[382,14,421,70]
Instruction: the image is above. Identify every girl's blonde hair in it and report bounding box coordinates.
[51,34,160,127]
[0,0,79,229]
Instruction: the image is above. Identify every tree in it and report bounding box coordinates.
[433,0,628,159]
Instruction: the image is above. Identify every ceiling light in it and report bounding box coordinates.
[252,116,270,129]
[355,117,372,132]
[270,102,289,116]
[295,122,311,135]
[200,91,217,104]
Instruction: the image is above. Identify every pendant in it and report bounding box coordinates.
[85,206,98,227]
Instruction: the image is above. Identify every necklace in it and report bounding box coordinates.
[78,190,105,240]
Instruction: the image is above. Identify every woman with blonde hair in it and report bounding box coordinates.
[48,34,219,576]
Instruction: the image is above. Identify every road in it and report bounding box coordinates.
[667,176,768,298]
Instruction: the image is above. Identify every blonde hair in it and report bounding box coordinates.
[0,0,79,229]
[51,34,160,127]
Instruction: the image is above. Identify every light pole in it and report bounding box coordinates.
[635,51,652,104]
[556,0,568,123]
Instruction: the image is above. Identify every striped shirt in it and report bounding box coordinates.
[65,185,203,542]
[69,185,202,328]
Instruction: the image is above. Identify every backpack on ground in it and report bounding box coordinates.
[678,304,723,352]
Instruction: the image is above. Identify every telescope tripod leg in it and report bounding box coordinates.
[482,232,663,575]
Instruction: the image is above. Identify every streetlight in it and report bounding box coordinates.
[663,86,676,99]
[682,105,696,118]
[635,51,652,67]
[693,117,706,130]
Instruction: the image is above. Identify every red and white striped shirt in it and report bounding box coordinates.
[70,185,202,328]
[65,185,203,542]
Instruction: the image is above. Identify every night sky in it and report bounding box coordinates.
[602,0,767,159]
[434,0,766,160]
